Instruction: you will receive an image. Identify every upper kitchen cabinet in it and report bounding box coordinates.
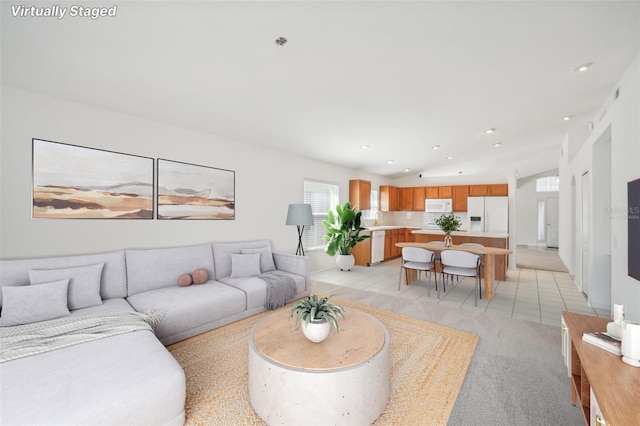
[349,180,371,210]
[488,183,508,196]
[452,185,469,212]
[439,186,452,198]
[380,185,398,211]
[400,187,413,211]
[468,185,488,196]
[425,187,439,199]
[412,187,425,211]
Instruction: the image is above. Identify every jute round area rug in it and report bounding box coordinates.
[167,297,479,425]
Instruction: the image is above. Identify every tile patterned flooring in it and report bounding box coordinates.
[311,258,611,326]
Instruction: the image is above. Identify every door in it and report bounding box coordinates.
[581,171,590,297]
[546,197,559,248]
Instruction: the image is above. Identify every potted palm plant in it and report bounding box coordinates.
[321,202,370,271]
[434,213,462,247]
[289,294,345,343]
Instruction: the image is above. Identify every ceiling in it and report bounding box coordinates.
[2,1,639,179]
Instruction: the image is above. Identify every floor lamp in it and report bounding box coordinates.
[286,203,313,256]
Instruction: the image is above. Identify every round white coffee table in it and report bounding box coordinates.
[248,307,390,425]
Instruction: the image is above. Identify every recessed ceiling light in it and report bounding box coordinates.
[574,62,593,72]
[432,145,440,150]
[360,145,369,150]
[485,128,496,134]
[275,37,287,46]
[563,116,572,121]
[447,156,453,160]
[493,142,502,147]
[403,168,410,173]
[386,160,394,165]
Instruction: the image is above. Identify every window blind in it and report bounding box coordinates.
[303,179,340,250]
[536,176,560,192]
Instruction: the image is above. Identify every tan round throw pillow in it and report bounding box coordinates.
[178,273,193,287]
[192,268,208,284]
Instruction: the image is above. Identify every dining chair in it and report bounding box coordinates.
[429,241,448,289]
[440,250,482,306]
[460,243,484,299]
[398,247,438,297]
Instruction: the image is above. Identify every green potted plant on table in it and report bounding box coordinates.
[321,202,370,271]
[434,213,462,247]
[290,294,345,343]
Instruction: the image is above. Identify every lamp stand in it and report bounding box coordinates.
[295,225,306,256]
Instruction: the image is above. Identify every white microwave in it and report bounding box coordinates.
[425,198,453,213]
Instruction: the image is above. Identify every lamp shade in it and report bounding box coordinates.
[286,203,313,226]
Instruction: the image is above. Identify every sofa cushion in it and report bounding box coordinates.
[0,279,70,326]
[212,240,272,279]
[29,263,104,310]
[0,250,127,307]
[126,281,246,344]
[0,330,185,425]
[125,244,215,296]
[240,247,276,272]
[70,298,135,316]
[230,253,261,278]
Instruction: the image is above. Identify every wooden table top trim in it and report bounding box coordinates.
[562,311,640,425]
[396,242,512,255]
[252,307,387,371]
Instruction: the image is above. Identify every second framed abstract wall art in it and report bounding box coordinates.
[157,159,235,220]
[32,139,154,219]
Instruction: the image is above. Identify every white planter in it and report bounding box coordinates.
[336,254,355,271]
[301,320,331,343]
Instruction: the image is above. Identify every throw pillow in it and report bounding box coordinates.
[230,253,261,278]
[192,268,208,284]
[0,279,71,326]
[178,273,193,287]
[29,263,104,310]
[240,247,276,273]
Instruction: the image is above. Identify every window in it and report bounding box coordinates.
[536,176,560,192]
[362,188,379,220]
[303,179,340,250]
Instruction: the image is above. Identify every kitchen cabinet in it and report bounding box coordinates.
[380,186,398,211]
[352,231,371,266]
[425,187,439,199]
[452,185,469,212]
[469,185,488,196]
[412,187,425,211]
[400,188,413,211]
[349,180,371,210]
[384,231,392,260]
[391,229,399,258]
[438,186,452,198]
[488,183,508,196]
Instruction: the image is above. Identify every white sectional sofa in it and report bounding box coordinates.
[0,240,310,425]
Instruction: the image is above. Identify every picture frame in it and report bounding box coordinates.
[32,139,154,219]
[157,158,235,220]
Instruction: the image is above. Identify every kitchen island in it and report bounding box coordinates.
[411,229,509,281]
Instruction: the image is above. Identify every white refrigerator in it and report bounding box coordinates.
[466,196,509,234]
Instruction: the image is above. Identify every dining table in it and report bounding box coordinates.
[396,242,512,300]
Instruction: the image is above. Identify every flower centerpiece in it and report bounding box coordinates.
[434,213,462,247]
[289,294,345,343]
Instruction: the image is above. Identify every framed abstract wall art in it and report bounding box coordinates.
[157,159,235,220]
[32,139,154,219]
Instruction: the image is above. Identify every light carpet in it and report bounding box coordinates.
[167,297,479,425]
[515,244,568,272]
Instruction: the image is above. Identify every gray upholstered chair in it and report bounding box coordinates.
[460,242,485,298]
[440,250,482,306]
[398,247,438,297]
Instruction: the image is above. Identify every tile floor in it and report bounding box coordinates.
[311,258,611,326]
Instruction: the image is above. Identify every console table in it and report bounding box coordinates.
[561,312,640,425]
[248,307,390,425]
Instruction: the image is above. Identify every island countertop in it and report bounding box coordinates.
[411,229,508,239]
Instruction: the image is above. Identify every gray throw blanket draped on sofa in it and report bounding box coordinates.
[259,272,297,310]
[0,310,165,364]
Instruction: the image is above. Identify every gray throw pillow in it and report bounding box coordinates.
[0,279,71,326]
[230,253,261,278]
[241,247,276,272]
[29,263,104,310]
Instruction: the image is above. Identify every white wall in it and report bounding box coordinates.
[559,52,640,321]
[0,86,385,272]
[515,169,559,247]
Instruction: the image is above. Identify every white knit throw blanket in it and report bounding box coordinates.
[260,272,297,310]
[0,310,165,364]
